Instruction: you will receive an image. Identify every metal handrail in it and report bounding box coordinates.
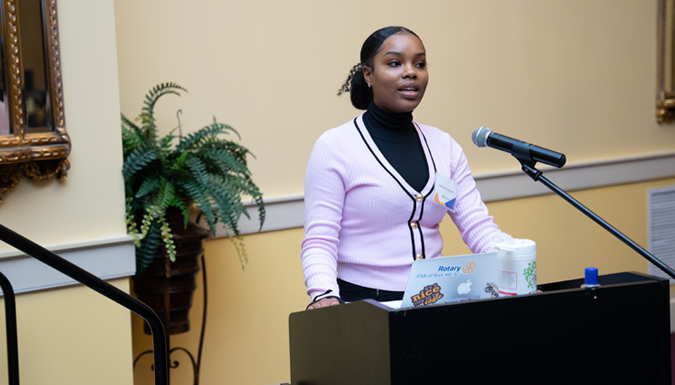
[0,223,169,385]
[0,271,19,385]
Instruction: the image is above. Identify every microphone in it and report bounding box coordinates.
[471,126,566,168]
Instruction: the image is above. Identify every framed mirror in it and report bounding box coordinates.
[658,0,675,122]
[0,0,69,201]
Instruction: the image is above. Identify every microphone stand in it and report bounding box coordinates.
[517,159,675,281]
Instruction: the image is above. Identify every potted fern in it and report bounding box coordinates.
[122,82,264,334]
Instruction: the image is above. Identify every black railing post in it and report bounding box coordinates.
[0,223,169,385]
[0,272,19,385]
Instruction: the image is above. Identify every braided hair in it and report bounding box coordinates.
[338,26,421,110]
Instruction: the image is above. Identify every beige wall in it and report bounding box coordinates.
[115,0,675,200]
[117,1,675,384]
[0,278,134,384]
[131,229,308,385]
[0,0,127,248]
[0,1,134,384]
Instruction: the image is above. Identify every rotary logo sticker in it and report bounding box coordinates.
[410,283,444,307]
[462,261,477,274]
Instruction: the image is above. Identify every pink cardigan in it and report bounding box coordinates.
[301,115,499,300]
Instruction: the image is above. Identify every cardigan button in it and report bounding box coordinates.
[415,194,423,202]
[410,221,418,229]
[415,254,424,260]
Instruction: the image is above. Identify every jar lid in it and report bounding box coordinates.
[491,238,536,255]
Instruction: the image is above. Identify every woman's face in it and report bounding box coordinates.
[363,33,428,114]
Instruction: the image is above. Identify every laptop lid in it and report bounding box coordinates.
[399,253,499,308]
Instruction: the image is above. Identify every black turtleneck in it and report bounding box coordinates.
[362,102,429,192]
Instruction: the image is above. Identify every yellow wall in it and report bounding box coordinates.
[115,0,675,200]
[0,278,134,384]
[0,1,134,384]
[114,0,675,384]
[132,229,308,385]
[0,0,127,248]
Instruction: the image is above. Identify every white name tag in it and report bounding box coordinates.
[433,172,457,212]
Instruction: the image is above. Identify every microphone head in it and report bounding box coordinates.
[471,126,492,148]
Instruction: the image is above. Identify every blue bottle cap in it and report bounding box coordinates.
[585,267,599,286]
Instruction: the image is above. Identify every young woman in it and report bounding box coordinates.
[302,26,501,309]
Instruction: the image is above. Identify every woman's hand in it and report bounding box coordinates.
[306,297,341,310]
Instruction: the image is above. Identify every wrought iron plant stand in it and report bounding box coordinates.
[133,214,209,385]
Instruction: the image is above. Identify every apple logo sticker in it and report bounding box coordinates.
[457,279,472,295]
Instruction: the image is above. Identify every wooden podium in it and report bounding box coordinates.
[289,272,671,384]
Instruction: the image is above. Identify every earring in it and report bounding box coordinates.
[368,84,371,88]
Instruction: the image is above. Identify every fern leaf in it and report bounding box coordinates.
[137,222,161,273]
[253,194,265,231]
[122,146,158,181]
[170,151,189,172]
[121,113,141,132]
[200,148,250,177]
[175,121,236,151]
[185,157,209,185]
[157,177,176,210]
[184,181,217,236]
[121,122,149,155]
[135,176,161,198]
[221,174,256,198]
[142,83,187,116]
[209,173,264,232]
[217,140,255,162]
[160,127,178,152]
[209,118,240,140]
[206,181,242,236]
[121,129,143,154]
[168,199,190,229]
[138,83,188,144]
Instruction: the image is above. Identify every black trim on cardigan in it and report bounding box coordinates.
[353,118,438,261]
[353,118,418,259]
[414,122,437,259]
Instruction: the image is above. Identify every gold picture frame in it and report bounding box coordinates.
[658,0,675,123]
[0,0,69,201]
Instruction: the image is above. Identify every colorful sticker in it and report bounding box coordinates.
[410,283,445,307]
[433,173,457,211]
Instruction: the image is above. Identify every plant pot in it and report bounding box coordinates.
[132,209,209,335]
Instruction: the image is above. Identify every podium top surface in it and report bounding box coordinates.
[290,271,667,318]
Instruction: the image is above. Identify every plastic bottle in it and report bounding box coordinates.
[490,233,537,296]
[581,267,601,289]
